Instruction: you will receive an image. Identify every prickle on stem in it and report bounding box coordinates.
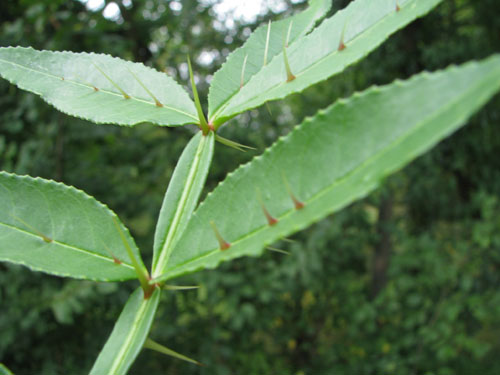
[210,221,231,250]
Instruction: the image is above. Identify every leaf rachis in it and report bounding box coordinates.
[126,67,163,107]
[92,63,131,99]
[210,221,231,250]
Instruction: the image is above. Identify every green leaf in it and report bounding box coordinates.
[90,287,161,375]
[0,47,198,126]
[0,172,144,281]
[0,364,13,375]
[208,0,331,120]
[211,0,443,125]
[151,131,214,278]
[153,55,500,282]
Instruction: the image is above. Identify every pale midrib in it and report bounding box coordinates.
[0,58,198,121]
[152,135,208,277]
[0,221,134,270]
[108,297,150,375]
[158,68,493,279]
[212,0,416,121]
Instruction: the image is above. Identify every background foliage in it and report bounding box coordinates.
[1,0,499,374]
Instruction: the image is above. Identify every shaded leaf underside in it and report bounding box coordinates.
[154,55,500,282]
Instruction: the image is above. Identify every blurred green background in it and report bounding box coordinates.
[1,0,499,374]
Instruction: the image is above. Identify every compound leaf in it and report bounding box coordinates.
[211,0,443,125]
[153,55,500,282]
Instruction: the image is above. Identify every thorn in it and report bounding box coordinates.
[285,20,293,48]
[263,20,271,66]
[144,338,204,366]
[282,46,295,82]
[164,285,200,291]
[282,237,297,244]
[127,67,163,107]
[338,17,348,51]
[256,188,278,226]
[281,172,305,210]
[102,242,122,265]
[396,1,401,11]
[215,134,255,152]
[266,246,290,255]
[240,54,248,89]
[93,63,130,99]
[187,56,210,135]
[210,221,231,250]
[11,214,52,243]
[265,102,273,116]
[61,77,64,81]
[73,74,99,92]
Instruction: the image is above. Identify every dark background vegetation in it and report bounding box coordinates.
[1,0,499,374]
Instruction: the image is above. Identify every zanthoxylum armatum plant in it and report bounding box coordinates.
[1,0,500,373]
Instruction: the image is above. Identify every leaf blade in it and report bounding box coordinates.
[0,47,198,126]
[212,0,443,125]
[207,0,331,120]
[152,131,214,277]
[155,55,500,281]
[0,172,143,281]
[90,287,161,375]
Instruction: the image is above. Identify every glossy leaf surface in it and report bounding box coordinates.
[154,55,500,282]
[90,287,160,375]
[152,131,214,277]
[208,0,331,120]
[0,172,143,281]
[0,47,198,126]
[211,0,443,125]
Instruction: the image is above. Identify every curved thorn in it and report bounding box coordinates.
[144,338,204,366]
[127,67,163,107]
[93,63,130,99]
[240,54,248,89]
[210,221,231,250]
[256,188,278,226]
[281,172,305,210]
[215,134,255,152]
[285,20,293,48]
[266,246,290,255]
[283,47,295,82]
[263,20,271,66]
[10,214,52,243]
